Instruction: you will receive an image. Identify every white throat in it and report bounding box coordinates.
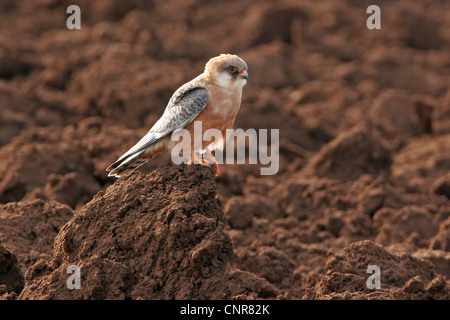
[211,71,247,89]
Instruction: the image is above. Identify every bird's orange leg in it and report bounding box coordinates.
[187,149,220,177]
[202,149,220,177]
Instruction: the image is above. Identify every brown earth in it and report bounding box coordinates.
[1,0,450,300]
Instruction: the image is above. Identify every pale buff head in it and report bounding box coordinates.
[204,54,249,88]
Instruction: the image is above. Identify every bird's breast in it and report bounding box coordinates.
[168,84,244,152]
[207,85,242,120]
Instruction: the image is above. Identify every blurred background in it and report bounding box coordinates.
[0,0,449,299]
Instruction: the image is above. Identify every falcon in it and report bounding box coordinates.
[106,54,249,178]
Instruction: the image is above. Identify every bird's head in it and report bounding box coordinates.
[204,54,249,88]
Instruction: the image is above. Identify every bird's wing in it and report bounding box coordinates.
[107,79,208,171]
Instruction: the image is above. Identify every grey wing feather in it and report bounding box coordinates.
[109,80,208,169]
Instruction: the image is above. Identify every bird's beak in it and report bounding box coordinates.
[239,70,249,80]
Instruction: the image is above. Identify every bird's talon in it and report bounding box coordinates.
[187,150,220,177]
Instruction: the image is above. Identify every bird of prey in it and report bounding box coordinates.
[106,54,249,178]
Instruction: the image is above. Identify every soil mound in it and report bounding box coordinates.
[19,165,234,300]
[0,199,74,274]
[0,244,24,299]
[305,240,450,299]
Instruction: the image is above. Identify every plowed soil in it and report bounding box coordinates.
[1,0,449,300]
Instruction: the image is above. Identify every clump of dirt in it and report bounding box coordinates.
[19,165,234,300]
[430,217,450,252]
[0,244,24,299]
[0,199,74,274]
[306,125,392,181]
[305,240,450,300]
[368,89,433,147]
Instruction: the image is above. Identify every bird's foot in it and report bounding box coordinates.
[187,150,220,177]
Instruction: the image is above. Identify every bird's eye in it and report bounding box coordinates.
[227,66,238,73]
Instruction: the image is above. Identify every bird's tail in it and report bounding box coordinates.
[106,151,150,178]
